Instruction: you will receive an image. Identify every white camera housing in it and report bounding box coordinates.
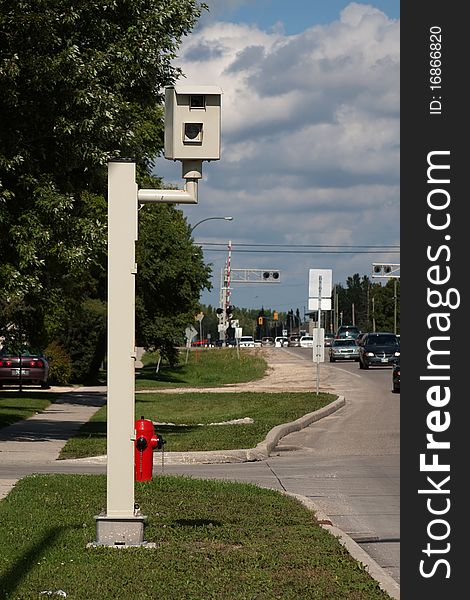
[164,85,222,161]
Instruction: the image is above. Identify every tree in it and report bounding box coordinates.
[334,274,400,334]
[0,1,207,370]
[371,279,400,333]
[135,202,212,365]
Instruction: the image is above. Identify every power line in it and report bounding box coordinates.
[202,248,400,254]
[199,242,399,249]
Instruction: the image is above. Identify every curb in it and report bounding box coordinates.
[253,396,346,458]
[66,396,346,466]
[284,492,400,600]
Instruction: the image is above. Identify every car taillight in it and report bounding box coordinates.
[0,360,13,367]
[27,359,44,367]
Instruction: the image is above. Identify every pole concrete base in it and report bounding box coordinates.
[90,511,155,548]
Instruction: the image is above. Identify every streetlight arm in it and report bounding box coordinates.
[190,216,233,232]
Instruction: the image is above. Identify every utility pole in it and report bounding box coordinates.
[393,278,397,335]
[372,296,376,332]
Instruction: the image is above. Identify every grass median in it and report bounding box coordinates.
[60,347,336,459]
[0,474,393,600]
[135,347,268,389]
[59,391,336,458]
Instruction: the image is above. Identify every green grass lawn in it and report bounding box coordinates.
[59,391,336,459]
[136,347,268,389]
[0,348,268,434]
[0,474,393,600]
[0,392,55,428]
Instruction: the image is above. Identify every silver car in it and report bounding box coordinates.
[329,338,360,362]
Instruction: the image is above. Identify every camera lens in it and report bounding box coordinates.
[184,123,202,141]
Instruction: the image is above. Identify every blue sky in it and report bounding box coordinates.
[153,1,400,314]
[200,0,399,33]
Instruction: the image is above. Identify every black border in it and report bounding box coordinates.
[401,3,466,597]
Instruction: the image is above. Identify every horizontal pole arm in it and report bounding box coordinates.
[137,180,198,204]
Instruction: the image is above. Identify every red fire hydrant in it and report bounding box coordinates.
[134,416,164,482]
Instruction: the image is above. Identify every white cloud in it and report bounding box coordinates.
[156,3,399,309]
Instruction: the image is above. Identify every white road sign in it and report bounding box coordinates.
[308,298,332,311]
[185,325,198,341]
[309,269,332,299]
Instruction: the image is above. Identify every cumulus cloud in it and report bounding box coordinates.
[155,3,399,309]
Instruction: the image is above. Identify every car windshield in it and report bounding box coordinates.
[338,326,360,334]
[367,334,397,345]
[334,340,357,347]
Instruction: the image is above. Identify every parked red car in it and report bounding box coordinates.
[0,347,50,389]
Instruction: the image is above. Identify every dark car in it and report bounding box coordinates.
[392,359,400,393]
[358,332,400,369]
[0,347,50,388]
[329,338,360,362]
[355,332,367,345]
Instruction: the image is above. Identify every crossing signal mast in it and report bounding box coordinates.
[217,246,282,345]
[216,242,282,345]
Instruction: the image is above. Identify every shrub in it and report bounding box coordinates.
[60,299,107,384]
[44,340,72,385]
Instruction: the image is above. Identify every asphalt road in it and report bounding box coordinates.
[284,349,400,583]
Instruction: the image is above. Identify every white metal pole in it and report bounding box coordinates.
[107,160,137,518]
[94,160,145,547]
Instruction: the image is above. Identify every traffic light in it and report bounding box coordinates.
[226,305,233,318]
[372,263,398,277]
[262,271,280,281]
[273,311,278,321]
[258,316,264,326]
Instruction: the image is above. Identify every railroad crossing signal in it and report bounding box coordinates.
[229,269,281,283]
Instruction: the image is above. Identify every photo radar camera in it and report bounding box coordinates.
[164,85,222,161]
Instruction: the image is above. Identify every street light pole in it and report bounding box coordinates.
[190,216,233,232]
[188,216,233,347]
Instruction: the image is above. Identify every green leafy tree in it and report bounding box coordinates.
[0,0,207,374]
[335,275,399,334]
[135,203,212,365]
[371,279,400,333]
